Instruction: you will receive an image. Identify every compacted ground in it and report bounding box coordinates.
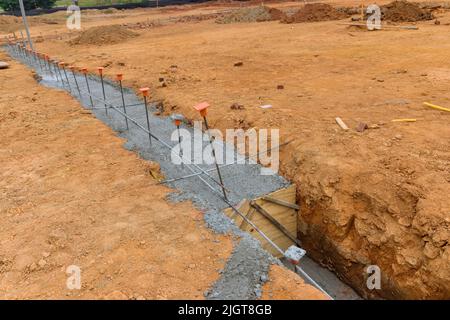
[0,52,324,299]
[1,0,449,299]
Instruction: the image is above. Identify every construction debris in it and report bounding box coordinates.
[0,61,9,69]
[335,117,349,131]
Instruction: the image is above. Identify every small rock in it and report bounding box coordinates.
[356,122,368,132]
[42,252,50,258]
[230,103,244,110]
[260,274,268,282]
[277,85,284,90]
[38,259,47,267]
[435,19,440,25]
[0,61,9,69]
[394,134,403,140]
[234,61,243,67]
[424,242,440,259]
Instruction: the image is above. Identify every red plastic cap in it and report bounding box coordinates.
[81,67,88,74]
[116,73,123,81]
[59,62,65,67]
[97,67,104,75]
[68,65,75,70]
[140,87,150,97]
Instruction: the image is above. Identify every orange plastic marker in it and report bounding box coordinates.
[194,101,210,117]
[140,87,150,97]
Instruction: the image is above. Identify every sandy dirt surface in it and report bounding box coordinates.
[0,52,323,299]
[1,0,449,299]
[262,265,328,299]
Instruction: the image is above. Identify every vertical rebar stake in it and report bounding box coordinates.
[97,67,108,115]
[139,87,152,147]
[81,68,94,109]
[69,66,82,98]
[117,74,129,130]
[193,102,228,200]
[60,62,72,93]
[45,54,54,78]
[171,114,185,169]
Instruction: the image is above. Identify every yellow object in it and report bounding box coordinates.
[392,119,417,122]
[423,102,450,113]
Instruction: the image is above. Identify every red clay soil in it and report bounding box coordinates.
[266,7,287,21]
[381,1,434,22]
[281,3,349,24]
[69,25,138,46]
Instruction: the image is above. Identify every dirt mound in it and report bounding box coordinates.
[281,3,349,24]
[0,15,21,33]
[216,6,286,24]
[381,1,434,22]
[69,25,138,46]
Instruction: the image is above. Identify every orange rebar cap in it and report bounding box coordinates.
[44,54,49,60]
[81,67,88,74]
[97,67,104,75]
[140,87,150,97]
[58,62,65,67]
[174,119,182,126]
[116,73,123,81]
[68,65,75,70]
[194,102,210,117]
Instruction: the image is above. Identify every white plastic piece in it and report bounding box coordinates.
[284,245,306,265]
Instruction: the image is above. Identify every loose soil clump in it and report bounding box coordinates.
[381,1,434,22]
[69,25,138,46]
[281,3,349,24]
[216,6,286,24]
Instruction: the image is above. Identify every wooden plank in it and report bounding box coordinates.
[261,196,299,210]
[250,201,301,247]
[223,185,298,258]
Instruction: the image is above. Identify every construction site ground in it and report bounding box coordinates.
[1,0,449,299]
